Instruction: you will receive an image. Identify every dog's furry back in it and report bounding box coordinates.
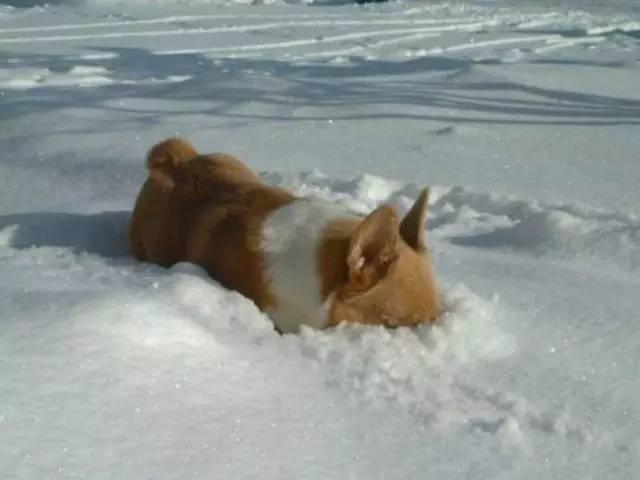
[129,138,294,305]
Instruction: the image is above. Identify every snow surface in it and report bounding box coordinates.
[1,1,639,479]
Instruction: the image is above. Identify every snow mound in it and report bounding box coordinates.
[124,264,600,450]
[76,260,600,451]
[294,285,518,425]
[434,186,640,273]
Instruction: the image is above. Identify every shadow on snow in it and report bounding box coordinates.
[0,210,131,258]
[0,47,638,128]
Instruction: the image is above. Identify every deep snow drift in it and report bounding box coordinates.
[1,1,639,479]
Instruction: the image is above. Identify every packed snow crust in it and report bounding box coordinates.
[1,1,639,479]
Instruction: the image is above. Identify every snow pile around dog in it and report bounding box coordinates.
[3,170,622,480]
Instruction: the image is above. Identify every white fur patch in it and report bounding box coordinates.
[261,199,356,333]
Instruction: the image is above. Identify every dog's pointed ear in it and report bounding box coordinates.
[347,205,400,290]
[400,188,429,251]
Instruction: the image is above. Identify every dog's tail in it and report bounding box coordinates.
[146,137,199,192]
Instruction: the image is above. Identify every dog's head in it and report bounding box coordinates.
[329,189,439,328]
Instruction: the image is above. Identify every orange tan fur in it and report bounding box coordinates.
[130,137,293,310]
[319,202,438,328]
[129,137,439,332]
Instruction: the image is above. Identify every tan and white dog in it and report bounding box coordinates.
[129,138,439,333]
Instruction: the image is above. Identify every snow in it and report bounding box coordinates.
[1,0,639,478]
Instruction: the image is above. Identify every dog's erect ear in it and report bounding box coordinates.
[347,205,400,291]
[400,188,429,251]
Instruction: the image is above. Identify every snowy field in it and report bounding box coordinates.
[1,0,639,478]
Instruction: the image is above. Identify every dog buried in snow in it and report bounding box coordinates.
[129,138,439,333]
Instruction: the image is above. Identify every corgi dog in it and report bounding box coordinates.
[129,138,439,333]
